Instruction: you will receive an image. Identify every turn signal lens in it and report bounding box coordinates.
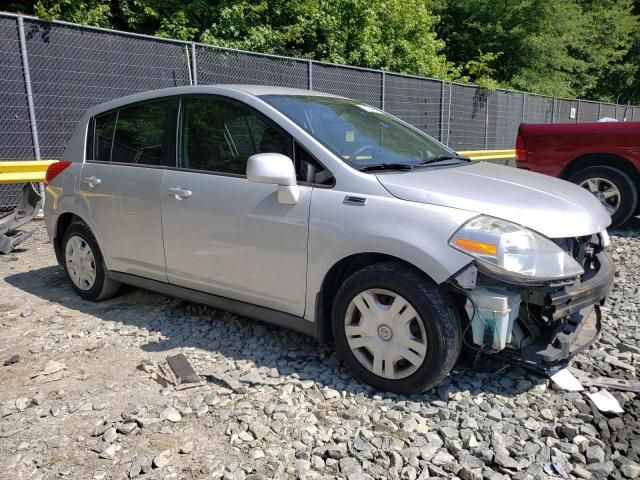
[454,238,498,255]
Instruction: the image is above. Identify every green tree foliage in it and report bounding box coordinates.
[5,0,640,103]
[432,0,637,99]
[20,0,450,78]
[588,0,640,105]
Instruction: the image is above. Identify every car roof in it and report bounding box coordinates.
[86,85,343,117]
[226,84,342,97]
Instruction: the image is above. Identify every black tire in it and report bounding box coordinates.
[61,222,121,301]
[331,262,462,395]
[569,166,638,228]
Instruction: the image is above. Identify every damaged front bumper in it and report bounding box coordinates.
[519,303,601,365]
[454,248,615,369]
[524,251,614,364]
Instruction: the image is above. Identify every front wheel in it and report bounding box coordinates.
[570,166,638,228]
[331,263,461,395]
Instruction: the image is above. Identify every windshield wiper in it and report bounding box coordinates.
[359,163,415,172]
[418,154,470,166]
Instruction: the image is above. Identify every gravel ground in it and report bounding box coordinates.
[1,219,639,480]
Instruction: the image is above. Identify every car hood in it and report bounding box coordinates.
[376,161,611,238]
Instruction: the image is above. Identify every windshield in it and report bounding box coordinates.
[261,95,453,170]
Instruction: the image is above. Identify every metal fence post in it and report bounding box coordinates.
[484,94,489,149]
[381,71,385,111]
[551,97,556,123]
[190,42,198,85]
[17,15,40,160]
[185,45,193,85]
[446,82,452,146]
[522,93,526,123]
[439,80,445,142]
[598,103,602,120]
[308,60,313,90]
[576,99,580,122]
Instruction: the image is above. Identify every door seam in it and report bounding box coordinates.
[302,186,313,319]
[159,169,169,283]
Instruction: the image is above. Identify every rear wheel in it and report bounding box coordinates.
[62,222,120,301]
[331,262,461,395]
[570,166,638,228]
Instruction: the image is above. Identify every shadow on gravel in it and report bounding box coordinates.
[609,217,640,239]
[6,264,546,401]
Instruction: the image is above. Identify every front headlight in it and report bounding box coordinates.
[449,216,584,281]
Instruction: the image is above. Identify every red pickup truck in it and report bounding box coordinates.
[516,122,640,227]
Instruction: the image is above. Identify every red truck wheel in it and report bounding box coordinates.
[570,166,638,228]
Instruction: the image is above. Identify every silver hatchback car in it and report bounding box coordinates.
[44,85,614,394]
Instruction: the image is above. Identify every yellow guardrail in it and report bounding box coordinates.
[0,160,56,184]
[459,149,516,160]
[0,150,515,184]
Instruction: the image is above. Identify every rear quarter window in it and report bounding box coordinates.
[86,98,177,167]
[91,112,117,162]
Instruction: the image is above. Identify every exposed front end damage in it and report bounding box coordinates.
[0,183,42,253]
[450,233,614,370]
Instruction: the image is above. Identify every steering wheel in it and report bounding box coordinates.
[349,144,376,163]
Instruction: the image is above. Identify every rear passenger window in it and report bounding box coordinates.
[92,112,117,162]
[87,100,176,166]
[180,96,293,175]
[111,100,174,166]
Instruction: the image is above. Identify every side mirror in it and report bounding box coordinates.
[246,153,300,204]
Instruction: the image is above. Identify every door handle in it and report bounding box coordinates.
[82,176,101,188]
[167,187,192,200]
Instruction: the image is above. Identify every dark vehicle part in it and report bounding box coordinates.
[0,183,42,253]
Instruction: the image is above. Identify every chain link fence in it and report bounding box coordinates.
[1,11,640,211]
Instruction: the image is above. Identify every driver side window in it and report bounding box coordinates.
[179,96,292,175]
[179,96,334,185]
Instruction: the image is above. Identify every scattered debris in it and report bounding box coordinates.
[571,368,640,393]
[166,353,200,384]
[549,368,584,391]
[543,462,570,478]
[139,355,204,390]
[586,390,624,414]
[201,370,244,392]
